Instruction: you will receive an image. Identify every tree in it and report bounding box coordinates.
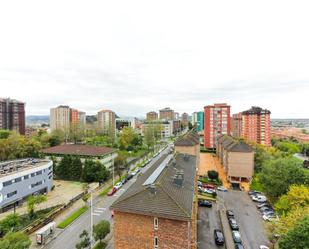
[259,158,307,198]
[114,154,127,179]
[207,170,219,180]
[278,215,309,249]
[275,185,309,214]
[275,141,300,155]
[71,157,83,181]
[0,232,31,249]
[0,214,21,236]
[119,127,138,150]
[48,129,64,147]
[93,220,110,244]
[27,195,47,218]
[0,130,11,139]
[56,155,73,180]
[82,160,110,183]
[76,230,90,249]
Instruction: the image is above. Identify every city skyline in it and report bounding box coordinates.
[1,1,309,118]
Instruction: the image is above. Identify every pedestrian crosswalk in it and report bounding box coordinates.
[93,207,106,216]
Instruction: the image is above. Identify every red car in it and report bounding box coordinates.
[107,187,117,196]
[203,184,215,189]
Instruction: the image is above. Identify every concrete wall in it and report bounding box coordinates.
[227,152,254,181]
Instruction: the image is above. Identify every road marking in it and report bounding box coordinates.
[93,213,101,216]
[119,189,125,191]
[114,194,119,197]
[96,207,106,211]
[94,210,104,213]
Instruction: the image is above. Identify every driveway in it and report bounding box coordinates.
[218,190,269,248]
[197,202,222,249]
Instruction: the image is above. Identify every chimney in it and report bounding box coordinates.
[148,184,156,195]
[173,170,184,187]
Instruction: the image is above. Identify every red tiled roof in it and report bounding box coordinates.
[42,144,116,157]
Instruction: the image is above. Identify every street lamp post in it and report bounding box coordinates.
[90,190,93,249]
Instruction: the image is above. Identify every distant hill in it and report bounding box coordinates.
[26,115,49,125]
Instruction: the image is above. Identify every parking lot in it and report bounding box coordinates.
[197,190,269,249]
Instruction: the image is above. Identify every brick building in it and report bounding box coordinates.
[204,103,231,149]
[159,107,174,121]
[231,113,242,138]
[216,135,254,186]
[146,111,158,121]
[241,106,271,146]
[111,153,198,249]
[174,130,200,159]
[0,98,25,135]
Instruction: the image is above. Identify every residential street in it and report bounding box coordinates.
[42,146,170,249]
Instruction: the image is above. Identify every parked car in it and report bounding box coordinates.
[114,182,123,190]
[198,200,212,207]
[126,173,133,181]
[261,210,276,216]
[217,186,228,192]
[232,231,242,244]
[226,210,235,218]
[107,187,117,196]
[204,188,216,194]
[248,190,263,196]
[235,243,245,249]
[228,218,239,230]
[263,214,279,222]
[197,181,203,187]
[252,195,267,202]
[259,206,273,212]
[121,178,127,185]
[214,229,225,246]
[257,202,271,208]
[204,184,216,189]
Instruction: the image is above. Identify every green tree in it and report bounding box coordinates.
[0,214,21,236]
[0,232,31,249]
[275,141,300,155]
[71,157,83,181]
[207,170,219,180]
[259,158,307,198]
[119,127,138,150]
[82,160,110,183]
[114,154,127,179]
[278,215,309,249]
[0,130,11,139]
[275,185,309,214]
[27,195,47,219]
[56,155,73,180]
[75,230,90,249]
[93,220,110,244]
[48,129,64,146]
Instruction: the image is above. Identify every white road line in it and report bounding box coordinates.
[96,208,106,211]
[94,210,104,213]
[93,213,101,216]
[119,189,125,191]
[114,194,119,197]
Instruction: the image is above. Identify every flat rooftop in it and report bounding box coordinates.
[0,158,51,178]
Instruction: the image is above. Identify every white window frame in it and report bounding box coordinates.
[154,217,158,230]
[154,236,158,249]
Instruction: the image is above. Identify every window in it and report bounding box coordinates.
[31,181,42,188]
[36,170,42,175]
[23,175,29,180]
[31,173,35,177]
[15,177,21,183]
[154,217,158,230]
[3,181,12,187]
[154,236,158,249]
[7,191,17,198]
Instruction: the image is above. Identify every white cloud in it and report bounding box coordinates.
[0,0,308,118]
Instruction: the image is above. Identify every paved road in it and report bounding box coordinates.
[218,190,269,248]
[197,203,222,249]
[44,145,171,249]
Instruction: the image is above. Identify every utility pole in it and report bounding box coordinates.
[90,190,93,249]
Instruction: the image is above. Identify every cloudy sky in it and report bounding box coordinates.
[0,1,308,118]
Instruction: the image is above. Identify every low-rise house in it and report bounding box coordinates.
[174,130,200,158]
[42,144,117,169]
[111,153,198,249]
[217,135,254,186]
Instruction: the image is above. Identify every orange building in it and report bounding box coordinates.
[241,106,271,146]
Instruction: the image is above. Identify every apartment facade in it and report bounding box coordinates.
[50,106,71,132]
[204,103,231,149]
[181,112,189,127]
[217,135,254,185]
[174,131,200,164]
[111,153,198,249]
[97,109,116,138]
[141,120,173,138]
[196,111,204,132]
[146,111,158,121]
[231,113,242,138]
[0,159,53,211]
[241,106,271,146]
[0,98,25,135]
[192,112,197,126]
[159,107,174,120]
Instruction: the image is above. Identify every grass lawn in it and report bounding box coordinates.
[57,206,88,229]
[99,186,112,197]
[250,175,264,192]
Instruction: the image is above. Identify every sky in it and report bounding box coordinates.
[0,0,309,118]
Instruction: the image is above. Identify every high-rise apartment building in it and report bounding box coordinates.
[159,107,174,120]
[97,109,116,138]
[231,113,242,138]
[70,109,79,126]
[0,98,25,135]
[78,111,86,127]
[192,112,197,126]
[50,106,71,132]
[181,112,189,127]
[204,103,231,149]
[241,106,271,146]
[196,111,204,132]
[174,112,180,120]
[146,111,158,120]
